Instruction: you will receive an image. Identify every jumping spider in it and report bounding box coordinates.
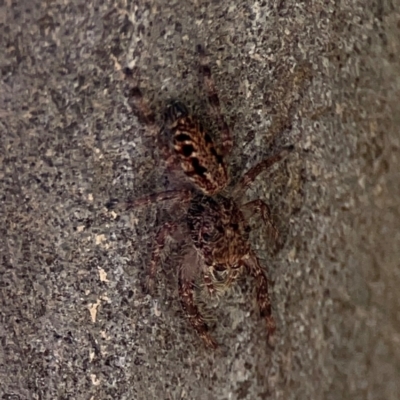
[110,45,294,349]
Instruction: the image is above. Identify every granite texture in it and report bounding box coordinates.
[1,0,399,399]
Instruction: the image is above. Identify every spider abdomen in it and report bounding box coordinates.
[165,102,229,195]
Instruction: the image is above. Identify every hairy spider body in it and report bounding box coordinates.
[110,45,304,348]
[188,194,250,269]
[187,194,275,339]
[165,102,228,196]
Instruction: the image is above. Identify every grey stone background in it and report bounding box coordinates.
[1,0,399,399]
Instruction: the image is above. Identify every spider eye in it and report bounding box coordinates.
[214,264,226,272]
[202,233,212,241]
[202,225,218,242]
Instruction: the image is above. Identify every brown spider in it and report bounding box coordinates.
[109,46,294,349]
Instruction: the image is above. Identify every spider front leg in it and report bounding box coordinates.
[179,272,218,349]
[241,199,281,245]
[106,189,193,291]
[106,189,192,211]
[146,221,179,293]
[197,45,233,156]
[124,68,157,130]
[233,145,294,200]
[243,252,276,344]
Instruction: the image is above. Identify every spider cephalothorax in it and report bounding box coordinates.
[187,194,251,269]
[109,45,300,348]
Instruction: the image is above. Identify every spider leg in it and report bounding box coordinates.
[128,86,157,129]
[223,270,241,292]
[106,189,192,211]
[197,45,233,156]
[241,199,281,245]
[243,252,276,343]
[232,145,294,200]
[146,221,179,293]
[266,63,312,143]
[124,67,157,129]
[203,271,216,297]
[124,69,186,173]
[179,271,218,349]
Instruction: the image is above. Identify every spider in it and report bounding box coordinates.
[109,45,295,349]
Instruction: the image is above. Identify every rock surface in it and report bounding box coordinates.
[1,1,399,399]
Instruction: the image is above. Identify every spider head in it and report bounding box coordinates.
[214,262,241,272]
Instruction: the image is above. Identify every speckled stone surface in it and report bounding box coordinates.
[1,1,399,399]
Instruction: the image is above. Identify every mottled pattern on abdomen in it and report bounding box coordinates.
[170,115,229,195]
